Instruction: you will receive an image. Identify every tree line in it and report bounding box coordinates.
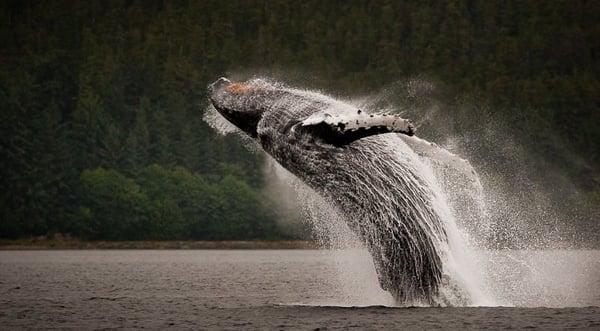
[0,1,597,241]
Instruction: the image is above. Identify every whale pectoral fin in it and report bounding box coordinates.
[300,111,415,146]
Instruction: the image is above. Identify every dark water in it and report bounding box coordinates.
[1,250,598,329]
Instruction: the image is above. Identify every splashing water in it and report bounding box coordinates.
[204,77,600,308]
[265,143,492,307]
[205,77,501,306]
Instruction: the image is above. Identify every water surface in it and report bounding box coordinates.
[1,250,598,329]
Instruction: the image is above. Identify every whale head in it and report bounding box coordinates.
[208,77,415,152]
[208,77,273,138]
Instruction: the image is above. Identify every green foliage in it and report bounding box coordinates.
[73,165,280,240]
[0,1,597,240]
[78,168,149,240]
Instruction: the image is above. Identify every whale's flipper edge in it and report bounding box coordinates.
[300,111,415,146]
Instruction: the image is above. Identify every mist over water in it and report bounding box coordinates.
[359,78,599,250]
[204,77,599,307]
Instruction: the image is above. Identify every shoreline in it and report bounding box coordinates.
[0,239,318,250]
[1,239,596,250]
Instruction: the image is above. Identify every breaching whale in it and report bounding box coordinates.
[207,77,466,305]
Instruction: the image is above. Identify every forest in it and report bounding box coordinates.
[1,1,598,243]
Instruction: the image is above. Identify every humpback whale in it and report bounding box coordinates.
[207,77,467,305]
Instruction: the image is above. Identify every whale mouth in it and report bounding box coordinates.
[208,77,262,137]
